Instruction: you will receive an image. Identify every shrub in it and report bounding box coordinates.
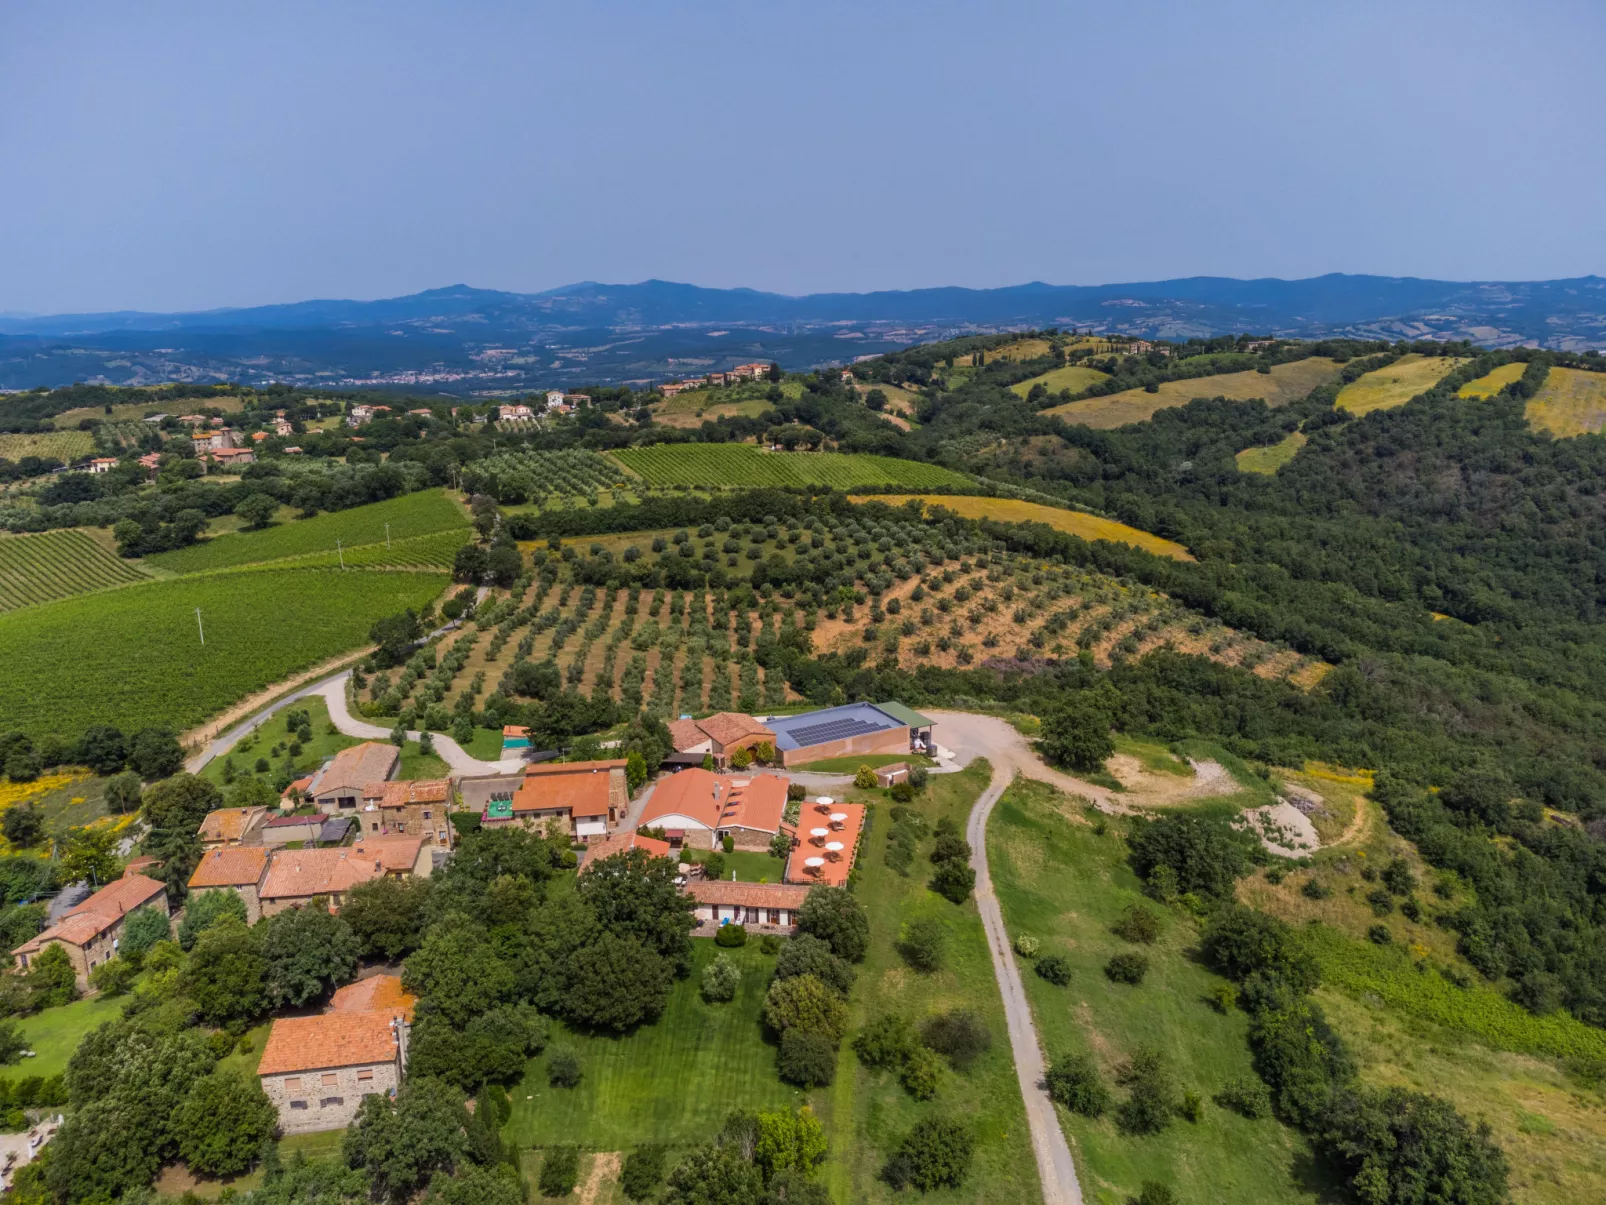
[1216,1075,1273,1119]
[547,1047,582,1088]
[1301,877,1332,900]
[715,922,748,948]
[854,765,878,789]
[797,887,869,963]
[899,1046,945,1100]
[1115,1046,1177,1135]
[884,1115,973,1192]
[930,833,971,864]
[1045,1051,1111,1117]
[1131,1183,1179,1205]
[1209,984,1237,1014]
[88,957,137,998]
[1381,857,1417,897]
[539,1145,579,1197]
[701,954,742,1003]
[1400,896,1422,922]
[1013,933,1040,959]
[620,1145,668,1201]
[1366,887,1395,916]
[1179,1089,1203,1122]
[920,1008,991,1071]
[774,934,855,996]
[854,1013,916,1069]
[759,933,782,955]
[1035,955,1072,986]
[777,1029,837,1087]
[1112,904,1161,945]
[1128,813,1253,900]
[763,975,849,1042]
[1105,952,1149,985]
[930,860,975,904]
[1367,924,1393,945]
[898,916,946,973]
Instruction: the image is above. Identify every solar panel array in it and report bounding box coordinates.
[788,717,888,746]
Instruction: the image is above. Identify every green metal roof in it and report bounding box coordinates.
[876,701,934,729]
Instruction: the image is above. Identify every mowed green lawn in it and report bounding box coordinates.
[502,941,802,1149]
[0,992,126,1082]
[988,779,1325,1205]
[819,762,1042,1205]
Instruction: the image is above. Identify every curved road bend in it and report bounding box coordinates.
[934,711,1103,1205]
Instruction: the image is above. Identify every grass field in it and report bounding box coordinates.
[1525,366,1606,437]
[819,761,1042,1205]
[1042,358,1341,429]
[0,429,97,464]
[0,528,150,611]
[1457,361,1527,399]
[204,696,358,790]
[1235,431,1307,474]
[1009,364,1111,399]
[858,383,923,416]
[1334,354,1464,416]
[651,392,774,429]
[502,940,801,1149]
[847,495,1193,561]
[0,567,447,738]
[988,779,1326,1205]
[278,528,470,572]
[0,992,126,1083]
[609,445,973,491]
[790,753,933,773]
[146,489,469,574]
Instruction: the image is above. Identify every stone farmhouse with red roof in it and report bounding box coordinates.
[11,872,169,989]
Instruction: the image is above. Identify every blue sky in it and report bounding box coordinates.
[1,0,1602,313]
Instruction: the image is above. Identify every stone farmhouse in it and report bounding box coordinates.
[11,872,169,990]
[257,837,431,917]
[188,846,272,923]
[307,743,400,813]
[578,830,672,872]
[637,769,789,850]
[197,806,269,848]
[484,760,626,841]
[258,974,414,1135]
[667,712,775,767]
[357,779,454,848]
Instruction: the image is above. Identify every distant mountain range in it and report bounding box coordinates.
[3,274,1602,395]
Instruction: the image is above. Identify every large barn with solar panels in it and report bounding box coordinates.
[764,701,935,767]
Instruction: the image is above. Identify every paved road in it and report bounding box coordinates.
[936,711,1094,1205]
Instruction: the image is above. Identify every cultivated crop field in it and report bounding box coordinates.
[1042,357,1341,428]
[0,567,447,738]
[1235,431,1307,475]
[0,528,149,611]
[847,494,1193,561]
[1457,361,1527,399]
[0,429,96,464]
[1334,354,1464,416]
[1525,366,1606,437]
[284,528,471,572]
[1009,363,1111,399]
[145,488,469,573]
[458,449,631,504]
[609,444,973,490]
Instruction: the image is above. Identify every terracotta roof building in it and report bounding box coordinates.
[12,872,170,989]
[666,713,775,765]
[187,846,273,922]
[307,743,399,813]
[359,779,453,849]
[197,806,269,848]
[258,838,431,917]
[494,760,627,841]
[638,770,790,848]
[258,1008,408,1135]
[684,880,812,934]
[579,830,673,872]
[330,973,416,1020]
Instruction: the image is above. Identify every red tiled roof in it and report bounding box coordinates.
[580,830,672,872]
[258,1010,400,1076]
[309,742,399,798]
[189,846,271,888]
[668,718,709,752]
[197,806,266,843]
[684,880,811,910]
[697,713,773,748]
[259,838,423,900]
[639,768,724,829]
[365,779,451,808]
[330,974,415,1020]
[717,774,788,834]
[513,764,619,818]
[12,873,167,955]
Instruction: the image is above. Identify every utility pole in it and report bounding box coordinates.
[195,607,205,645]
[337,538,345,569]
[385,522,391,549]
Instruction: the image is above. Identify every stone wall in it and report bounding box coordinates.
[261,1062,399,1135]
